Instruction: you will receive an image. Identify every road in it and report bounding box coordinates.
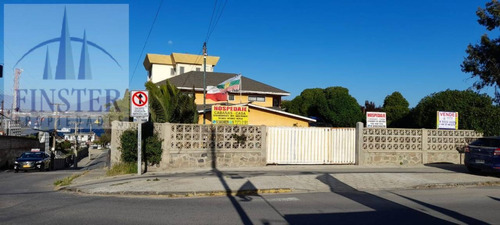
[1,162,499,224]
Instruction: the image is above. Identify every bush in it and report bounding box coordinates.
[145,134,163,165]
[119,128,163,165]
[119,129,138,163]
[107,162,137,176]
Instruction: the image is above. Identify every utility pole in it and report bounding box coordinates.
[203,42,207,125]
[51,103,63,152]
[73,121,79,169]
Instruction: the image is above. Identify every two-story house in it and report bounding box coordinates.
[143,53,315,126]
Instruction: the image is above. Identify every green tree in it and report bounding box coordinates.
[461,0,500,101]
[284,87,362,127]
[383,92,410,128]
[96,129,111,146]
[145,81,198,123]
[287,88,329,122]
[106,89,131,124]
[410,89,500,135]
[324,87,363,127]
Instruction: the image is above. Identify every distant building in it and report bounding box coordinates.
[143,53,220,83]
[64,132,96,143]
[144,53,315,127]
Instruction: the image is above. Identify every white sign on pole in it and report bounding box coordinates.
[130,90,149,119]
[130,90,149,175]
[366,112,387,128]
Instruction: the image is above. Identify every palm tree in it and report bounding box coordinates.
[145,81,198,123]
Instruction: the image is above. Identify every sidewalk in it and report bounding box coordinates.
[60,156,500,197]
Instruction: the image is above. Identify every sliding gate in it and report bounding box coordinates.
[266,127,356,164]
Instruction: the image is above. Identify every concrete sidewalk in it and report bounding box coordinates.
[59,159,500,197]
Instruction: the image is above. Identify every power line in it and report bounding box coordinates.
[205,0,219,42]
[205,0,228,43]
[130,0,165,84]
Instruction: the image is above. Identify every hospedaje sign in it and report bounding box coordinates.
[366,112,386,128]
[436,111,458,130]
[212,105,249,125]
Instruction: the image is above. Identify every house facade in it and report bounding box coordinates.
[144,53,315,127]
[143,53,220,84]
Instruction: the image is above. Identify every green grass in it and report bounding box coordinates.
[54,172,86,187]
[106,162,137,176]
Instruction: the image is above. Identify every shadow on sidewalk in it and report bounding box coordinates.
[282,173,485,225]
[210,126,253,225]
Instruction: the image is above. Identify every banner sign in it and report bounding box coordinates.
[366,112,387,128]
[212,105,249,125]
[436,111,458,130]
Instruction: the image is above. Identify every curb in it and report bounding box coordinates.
[59,187,292,198]
[413,181,500,189]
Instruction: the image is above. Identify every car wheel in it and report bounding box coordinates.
[14,169,18,173]
[467,166,481,174]
[39,164,44,172]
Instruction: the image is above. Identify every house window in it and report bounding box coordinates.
[248,96,265,102]
[171,68,175,75]
[229,94,235,101]
[273,97,280,107]
[180,66,185,74]
[196,68,201,71]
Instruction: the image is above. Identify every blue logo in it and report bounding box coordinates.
[4,4,129,114]
[14,8,121,81]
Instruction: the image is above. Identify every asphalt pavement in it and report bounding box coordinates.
[59,151,500,197]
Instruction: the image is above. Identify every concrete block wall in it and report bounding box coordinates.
[111,122,266,171]
[357,122,482,165]
[154,123,266,170]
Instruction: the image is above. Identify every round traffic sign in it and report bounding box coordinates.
[132,91,148,107]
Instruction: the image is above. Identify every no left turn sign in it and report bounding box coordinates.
[130,90,149,118]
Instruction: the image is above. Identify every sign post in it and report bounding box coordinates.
[130,90,149,175]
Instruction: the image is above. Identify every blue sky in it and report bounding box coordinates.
[1,0,496,108]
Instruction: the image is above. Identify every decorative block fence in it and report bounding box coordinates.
[111,121,483,170]
[357,122,482,165]
[111,121,266,170]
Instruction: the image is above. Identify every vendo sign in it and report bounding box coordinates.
[436,111,458,130]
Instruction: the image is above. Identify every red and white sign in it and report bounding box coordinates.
[366,112,387,128]
[130,90,149,119]
[436,111,458,130]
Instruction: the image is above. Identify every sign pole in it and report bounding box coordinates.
[130,90,149,176]
[137,122,142,175]
[203,42,207,125]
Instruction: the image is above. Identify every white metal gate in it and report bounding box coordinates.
[266,127,356,164]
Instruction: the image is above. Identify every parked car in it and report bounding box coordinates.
[464,136,500,173]
[14,151,51,173]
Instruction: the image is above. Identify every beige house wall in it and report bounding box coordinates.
[197,107,310,127]
[193,92,275,107]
